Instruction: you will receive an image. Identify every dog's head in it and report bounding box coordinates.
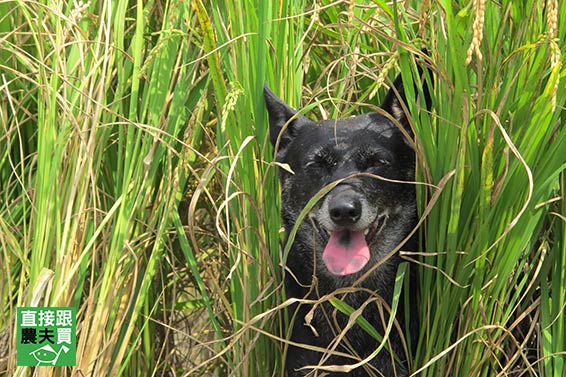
[265,72,429,280]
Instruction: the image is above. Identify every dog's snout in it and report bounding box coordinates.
[328,195,362,226]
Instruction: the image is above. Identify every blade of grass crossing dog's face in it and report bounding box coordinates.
[281,179,342,262]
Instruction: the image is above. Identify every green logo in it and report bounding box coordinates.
[16,307,76,366]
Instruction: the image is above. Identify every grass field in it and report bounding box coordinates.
[1,0,565,376]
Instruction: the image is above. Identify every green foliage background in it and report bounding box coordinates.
[1,0,565,376]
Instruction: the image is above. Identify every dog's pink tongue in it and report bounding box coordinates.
[322,230,370,276]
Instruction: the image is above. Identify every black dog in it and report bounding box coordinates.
[265,69,429,376]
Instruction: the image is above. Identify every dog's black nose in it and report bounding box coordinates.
[329,196,362,226]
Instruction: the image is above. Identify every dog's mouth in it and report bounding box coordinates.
[312,214,388,276]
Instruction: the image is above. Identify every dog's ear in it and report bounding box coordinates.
[380,64,432,132]
[264,84,310,156]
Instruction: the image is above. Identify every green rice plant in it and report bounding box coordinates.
[409,1,566,375]
[1,0,213,375]
[187,0,308,374]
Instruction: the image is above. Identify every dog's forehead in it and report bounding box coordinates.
[316,113,398,141]
[284,112,407,158]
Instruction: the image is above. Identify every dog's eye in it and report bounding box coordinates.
[305,150,337,171]
[359,150,390,170]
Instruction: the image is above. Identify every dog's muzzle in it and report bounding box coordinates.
[311,185,387,276]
